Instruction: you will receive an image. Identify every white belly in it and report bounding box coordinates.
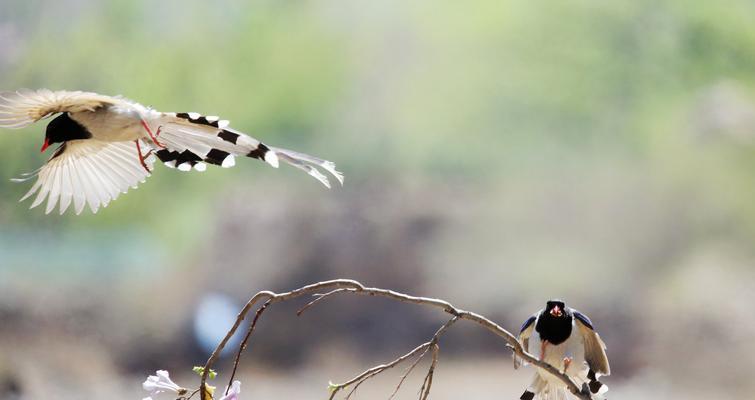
[528,322,589,386]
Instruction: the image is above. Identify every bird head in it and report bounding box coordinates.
[546,299,566,318]
[43,113,92,152]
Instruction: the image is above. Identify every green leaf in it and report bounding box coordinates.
[192,366,218,379]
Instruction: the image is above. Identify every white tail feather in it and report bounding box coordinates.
[271,147,344,187]
[153,114,343,187]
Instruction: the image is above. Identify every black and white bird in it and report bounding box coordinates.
[514,300,610,400]
[0,89,343,215]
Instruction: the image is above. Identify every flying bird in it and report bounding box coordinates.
[514,300,610,400]
[0,89,343,215]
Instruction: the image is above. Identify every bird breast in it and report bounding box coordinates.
[529,322,587,383]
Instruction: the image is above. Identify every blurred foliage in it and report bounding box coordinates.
[1,0,754,229]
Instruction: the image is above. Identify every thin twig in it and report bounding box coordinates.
[225,299,271,395]
[296,288,350,316]
[182,388,200,400]
[328,343,429,400]
[418,343,439,400]
[199,279,593,400]
[388,345,432,400]
[328,317,458,400]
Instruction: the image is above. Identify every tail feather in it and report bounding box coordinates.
[148,112,342,187]
[270,147,344,189]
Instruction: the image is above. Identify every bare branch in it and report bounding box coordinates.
[388,345,431,400]
[327,317,457,400]
[225,299,271,395]
[418,343,439,400]
[198,279,593,400]
[328,342,429,400]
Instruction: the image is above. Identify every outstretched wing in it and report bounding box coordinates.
[16,139,154,215]
[513,314,538,369]
[573,310,610,376]
[0,89,120,129]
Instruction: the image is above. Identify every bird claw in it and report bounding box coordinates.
[562,356,572,372]
[135,140,153,173]
[140,119,166,148]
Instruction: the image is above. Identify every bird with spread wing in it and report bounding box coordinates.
[514,300,610,400]
[0,89,343,215]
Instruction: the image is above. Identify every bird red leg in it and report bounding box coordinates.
[563,357,572,373]
[135,140,153,173]
[140,119,166,149]
[540,341,548,360]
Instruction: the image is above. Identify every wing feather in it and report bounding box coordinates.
[101,144,146,184]
[45,161,63,214]
[0,89,120,129]
[15,140,153,215]
[513,314,538,369]
[573,310,610,375]
[69,164,87,215]
[73,157,101,213]
[29,166,53,210]
[58,161,74,215]
[87,152,122,201]
[96,152,132,192]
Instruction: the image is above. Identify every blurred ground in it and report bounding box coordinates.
[1,0,755,399]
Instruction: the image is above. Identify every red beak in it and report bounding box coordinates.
[550,305,562,317]
[40,138,50,153]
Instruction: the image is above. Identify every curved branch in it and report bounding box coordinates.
[199,279,592,400]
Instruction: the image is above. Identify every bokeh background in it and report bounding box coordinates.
[1,0,755,399]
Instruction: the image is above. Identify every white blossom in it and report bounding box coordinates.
[142,370,186,400]
[218,380,241,400]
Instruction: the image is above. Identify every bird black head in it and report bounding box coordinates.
[536,299,573,345]
[546,299,567,318]
[42,113,92,152]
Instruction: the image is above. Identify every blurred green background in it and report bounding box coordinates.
[1,0,754,399]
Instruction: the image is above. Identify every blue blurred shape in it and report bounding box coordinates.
[193,293,244,356]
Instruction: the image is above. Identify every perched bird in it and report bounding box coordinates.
[0,89,343,215]
[514,300,610,400]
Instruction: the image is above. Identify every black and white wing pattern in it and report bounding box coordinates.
[16,139,154,215]
[573,310,610,376]
[0,89,120,129]
[513,313,538,369]
[150,112,343,188]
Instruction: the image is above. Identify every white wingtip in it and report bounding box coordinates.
[45,197,57,215]
[59,194,72,215]
[19,188,37,202]
[10,176,35,183]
